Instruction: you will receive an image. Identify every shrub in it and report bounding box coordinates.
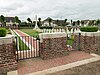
[0,28,7,37]
[80,26,98,32]
[40,26,53,29]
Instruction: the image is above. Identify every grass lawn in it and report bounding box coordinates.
[20,29,40,38]
[20,29,74,45]
[17,36,30,50]
[67,39,74,46]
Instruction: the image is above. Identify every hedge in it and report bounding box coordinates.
[40,26,53,29]
[0,28,6,37]
[80,26,98,32]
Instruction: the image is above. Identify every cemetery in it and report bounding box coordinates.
[0,16,100,75]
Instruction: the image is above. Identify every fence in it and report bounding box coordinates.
[72,32,100,53]
[15,36,40,61]
[15,32,100,61]
[67,33,80,51]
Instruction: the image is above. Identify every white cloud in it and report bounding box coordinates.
[0,0,100,21]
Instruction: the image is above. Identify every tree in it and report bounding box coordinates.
[77,20,80,25]
[64,19,67,23]
[38,17,42,27]
[18,20,21,23]
[96,19,100,26]
[72,22,75,26]
[27,18,32,23]
[27,18,32,27]
[56,19,59,26]
[71,19,73,24]
[0,15,5,27]
[81,21,84,26]
[47,17,52,26]
[15,16,19,23]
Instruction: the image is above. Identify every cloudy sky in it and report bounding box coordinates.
[0,0,100,21]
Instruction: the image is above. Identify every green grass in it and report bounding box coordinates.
[20,29,40,38]
[17,36,30,50]
[13,31,29,51]
[67,39,74,46]
[7,28,11,34]
[67,35,74,46]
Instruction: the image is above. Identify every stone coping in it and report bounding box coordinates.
[0,34,15,38]
[75,32,100,36]
[39,32,67,42]
[0,34,15,45]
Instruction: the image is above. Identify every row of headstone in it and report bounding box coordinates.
[66,28,81,33]
[42,29,65,33]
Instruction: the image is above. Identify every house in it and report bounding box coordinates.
[42,18,69,27]
[0,17,19,29]
[72,19,96,27]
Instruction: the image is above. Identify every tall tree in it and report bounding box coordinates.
[56,19,59,26]
[47,17,52,26]
[71,19,73,24]
[38,17,41,27]
[27,18,32,23]
[72,22,76,26]
[64,19,67,23]
[15,16,19,23]
[96,19,100,26]
[27,18,32,27]
[81,21,84,26]
[0,15,5,27]
[77,20,80,25]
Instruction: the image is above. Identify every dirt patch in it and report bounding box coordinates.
[47,60,100,75]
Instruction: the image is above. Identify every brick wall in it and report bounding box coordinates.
[0,43,17,73]
[40,37,68,60]
[73,33,100,53]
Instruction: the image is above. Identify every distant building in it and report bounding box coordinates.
[42,18,69,27]
[0,17,19,29]
[73,19,96,26]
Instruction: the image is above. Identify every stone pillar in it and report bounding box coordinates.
[0,35,17,72]
[39,32,68,60]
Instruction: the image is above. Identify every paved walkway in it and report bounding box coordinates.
[17,51,94,75]
[14,30,39,59]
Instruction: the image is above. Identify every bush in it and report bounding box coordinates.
[0,28,6,37]
[80,26,98,32]
[40,26,53,29]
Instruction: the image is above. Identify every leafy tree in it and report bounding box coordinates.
[47,17,52,26]
[0,15,5,27]
[15,16,19,23]
[18,20,21,23]
[27,18,32,23]
[64,19,67,23]
[56,19,59,26]
[81,21,84,26]
[38,17,42,27]
[72,22,75,26]
[96,19,100,25]
[27,18,32,27]
[77,20,80,25]
[71,19,73,24]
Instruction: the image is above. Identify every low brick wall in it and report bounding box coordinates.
[73,32,100,53]
[0,35,17,73]
[39,33,68,60]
